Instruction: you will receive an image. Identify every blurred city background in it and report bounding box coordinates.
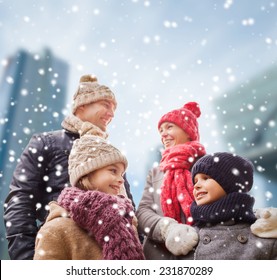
[0,0,276,259]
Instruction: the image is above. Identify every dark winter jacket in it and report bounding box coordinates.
[4,128,134,260]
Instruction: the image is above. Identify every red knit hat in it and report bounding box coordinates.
[158,102,201,141]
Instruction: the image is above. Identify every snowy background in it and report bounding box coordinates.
[0,0,277,207]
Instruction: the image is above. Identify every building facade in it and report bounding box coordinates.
[0,48,68,259]
[214,65,277,208]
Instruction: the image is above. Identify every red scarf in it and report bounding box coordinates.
[160,141,206,224]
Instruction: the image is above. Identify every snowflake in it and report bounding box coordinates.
[6,221,12,227]
[144,227,150,233]
[174,236,180,242]
[166,199,172,205]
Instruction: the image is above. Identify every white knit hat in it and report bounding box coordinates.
[68,135,128,187]
[72,74,117,114]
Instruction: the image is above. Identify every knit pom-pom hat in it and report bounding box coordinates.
[68,126,128,187]
[72,74,117,114]
[158,102,201,141]
[191,152,254,194]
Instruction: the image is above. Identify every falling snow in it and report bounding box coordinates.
[0,0,276,262]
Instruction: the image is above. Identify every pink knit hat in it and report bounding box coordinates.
[158,102,201,141]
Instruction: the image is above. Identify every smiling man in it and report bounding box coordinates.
[72,75,116,132]
[4,74,134,260]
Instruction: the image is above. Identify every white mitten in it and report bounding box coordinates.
[251,207,277,238]
[159,218,198,256]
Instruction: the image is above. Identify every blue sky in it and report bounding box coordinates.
[0,0,277,206]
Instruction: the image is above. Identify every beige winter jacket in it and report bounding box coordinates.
[34,202,102,260]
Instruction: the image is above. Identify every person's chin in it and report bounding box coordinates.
[108,188,119,196]
[197,198,210,206]
[165,143,174,149]
[102,118,112,127]
[99,123,107,131]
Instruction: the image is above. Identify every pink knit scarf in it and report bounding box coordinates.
[58,187,145,260]
[160,141,206,224]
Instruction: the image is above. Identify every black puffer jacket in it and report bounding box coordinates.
[4,129,134,259]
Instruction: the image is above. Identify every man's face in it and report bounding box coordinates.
[77,100,115,131]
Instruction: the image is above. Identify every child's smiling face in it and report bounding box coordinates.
[193,173,227,206]
[87,162,125,195]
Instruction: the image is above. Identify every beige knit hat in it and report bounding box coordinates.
[68,134,128,187]
[72,74,117,114]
